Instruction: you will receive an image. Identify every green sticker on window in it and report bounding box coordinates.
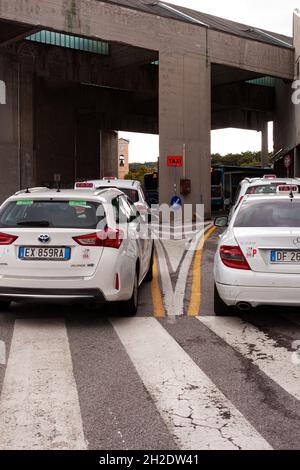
[16,200,33,205]
[69,200,87,207]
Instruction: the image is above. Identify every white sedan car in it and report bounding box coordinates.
[214,192,300,315]
[0,187,153,315]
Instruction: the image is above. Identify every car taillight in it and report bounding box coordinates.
[220,245,250,270]
[73,228,123,249]
[238,196,244,205]
[0,233,18,245]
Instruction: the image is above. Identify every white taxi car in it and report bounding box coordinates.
[214,190,300,315]
[228,176,300,219]
[0,187,154,315]
[75,179,149,215]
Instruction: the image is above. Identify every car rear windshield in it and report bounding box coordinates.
[246,184,300,195]
[234,200,300,228]
[0,200,106,229]
[96,186,139,203]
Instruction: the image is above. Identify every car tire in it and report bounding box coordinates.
[123,269,139,317]
[0,301,11,311]
[214,284,230,316]
[144,246,154,283]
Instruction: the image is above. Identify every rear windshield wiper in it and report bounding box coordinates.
[17,220,50,227]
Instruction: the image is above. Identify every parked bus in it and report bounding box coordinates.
[144,171,159,205]
[211,165,275,210]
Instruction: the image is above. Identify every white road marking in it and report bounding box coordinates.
[155,228,208,316]
[198,316,300,401]
[160,239,190,273]
[0,340,5,365]
[151,222,211,240]
[0,319,86,450]
[173,232,204,315]
[111,317,271,450]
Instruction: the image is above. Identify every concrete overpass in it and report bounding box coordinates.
[0,0,298,216]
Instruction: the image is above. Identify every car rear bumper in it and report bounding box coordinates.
[216,282,300,307]
[0,287,106,303]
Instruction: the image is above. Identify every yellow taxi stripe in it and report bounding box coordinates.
[188,226,217,317]
[151,252,165,317]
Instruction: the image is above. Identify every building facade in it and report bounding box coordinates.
[118,138,129,180]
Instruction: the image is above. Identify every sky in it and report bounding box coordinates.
[119,0,298,162]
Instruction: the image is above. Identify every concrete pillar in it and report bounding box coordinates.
[18,46,35,189]
[76,115,101,181]
[0,52,20,203]
[261,122,269,167]
[294,147,300,177]
[159,52,211,218]
[100,130,118,178]
[35,80,76,187]
[0,48,36,203]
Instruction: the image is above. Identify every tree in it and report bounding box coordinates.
[212,151,271,167]
[125,163,158,184]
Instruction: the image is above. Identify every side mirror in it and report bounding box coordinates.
[214,216,228,228]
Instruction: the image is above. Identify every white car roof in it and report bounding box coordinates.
[243,178,300,187]
[9,188,123,203]
[86,179,141,189]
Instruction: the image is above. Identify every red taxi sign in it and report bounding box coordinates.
[103,176,117,181]
[75,182,94,189]
[263,175,277,180]
[277,185,298,193]
[167,156,183,168]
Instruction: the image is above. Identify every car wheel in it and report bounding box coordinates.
[144,246,154,283]
[214,284,230,316]
[123,269,139,316]
[0,301,11,311]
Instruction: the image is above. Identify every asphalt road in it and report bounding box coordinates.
[1,227,300,450]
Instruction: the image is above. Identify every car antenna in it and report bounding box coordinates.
[25,187,30,194]
[56,182,61,193]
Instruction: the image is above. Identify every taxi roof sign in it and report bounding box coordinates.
[75,182,95,189]
[263,174,277,180]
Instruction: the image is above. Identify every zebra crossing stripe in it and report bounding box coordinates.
[0,319,86,450]
[111,317,271,450]
[155,228,206,317]
[198,316,300,401]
